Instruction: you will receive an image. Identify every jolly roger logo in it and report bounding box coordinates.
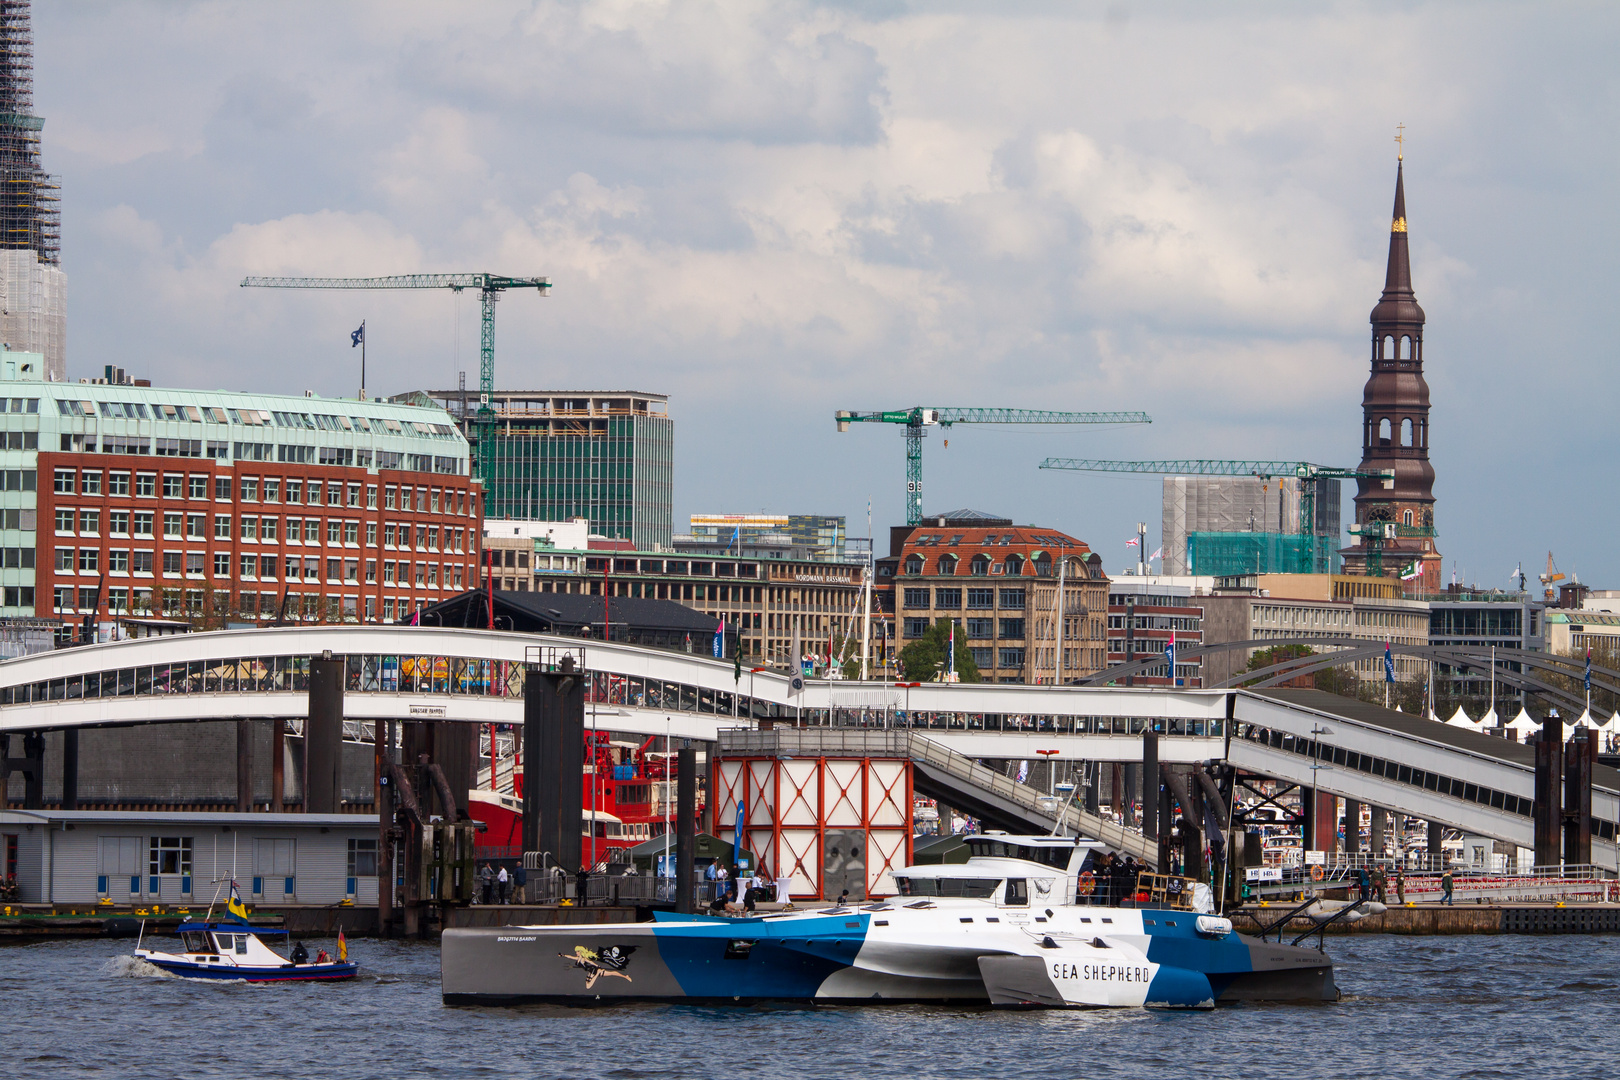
[559,944,638,989]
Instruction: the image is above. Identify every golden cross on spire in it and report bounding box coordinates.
[1394,122,1405,160]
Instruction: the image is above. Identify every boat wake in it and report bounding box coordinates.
[103,955,176,979]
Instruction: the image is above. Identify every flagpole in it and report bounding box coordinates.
[359,319,366,401]
[861,500,872,681]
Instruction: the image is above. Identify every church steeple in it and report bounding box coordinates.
[1371,158,1424,326]
[1343,149,1440,590]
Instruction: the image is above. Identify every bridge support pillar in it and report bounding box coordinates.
[61,728,79,811]
[234,720,252,813]
[1369,805,1386,857]
[306,653,345,814]
[1141,733,1160,870]
[676,746,696,913]
[1564,731,1595,867]
[1343,798,1361,855]
[377,719,395,938]
[272,720,285,813]
[13,732,45,809]
[1426,820,1443,872]
[526,657,584,879]
[1534,715,1564,868]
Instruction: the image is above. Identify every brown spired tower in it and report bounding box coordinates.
[1341,154,1441,591]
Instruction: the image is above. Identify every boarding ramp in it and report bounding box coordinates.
[1230,689,1620,871]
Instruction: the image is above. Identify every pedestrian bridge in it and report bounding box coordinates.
[2,627,1615,867]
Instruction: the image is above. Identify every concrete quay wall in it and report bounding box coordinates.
[1230,903,1620,936]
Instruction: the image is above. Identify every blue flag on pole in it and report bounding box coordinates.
[713,620,725,659]
[351,323,365,347]
[1384,641,1394,683]
[1164,630,1177,686]
[1585,649,1592,693]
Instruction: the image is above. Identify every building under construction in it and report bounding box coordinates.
[0,0,63,379]
[1161,476,1341,577]
[417,388,674,551]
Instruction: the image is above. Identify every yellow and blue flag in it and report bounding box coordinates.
[226,879,250,923]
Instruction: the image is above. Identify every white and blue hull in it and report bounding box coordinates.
[442,903,1336,1008]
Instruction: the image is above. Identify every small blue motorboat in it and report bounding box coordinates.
[134,920,358,982]
[130,880,356,982]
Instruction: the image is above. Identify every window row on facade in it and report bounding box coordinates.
[903,587,1026,610]
[49,469,475,514]
[50,512,471,552]
[903,616,1026,641]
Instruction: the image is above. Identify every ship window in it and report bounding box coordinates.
[1004,878,1028,906]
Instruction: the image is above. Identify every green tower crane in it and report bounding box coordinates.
[1037,458,1397,574]
[240,273,551,488]
[836,408,1151,525]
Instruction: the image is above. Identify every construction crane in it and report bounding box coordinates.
[240,273,551,486]
[1038,458,1395,574]
[835,408,1151,525]
[1539,551,1567,601]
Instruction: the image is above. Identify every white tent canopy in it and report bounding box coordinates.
[1476,706,1499,728]
[1445,706,1476,728]
[1505,708,1540,734]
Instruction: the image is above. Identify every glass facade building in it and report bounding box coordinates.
[687,514,847,562]
[421,390,673,552]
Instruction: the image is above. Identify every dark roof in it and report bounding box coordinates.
[1254,688,1620,788]
[424,589,724,637]
[924,509,1013,525]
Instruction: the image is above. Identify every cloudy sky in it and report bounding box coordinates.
[33,2,1620,586]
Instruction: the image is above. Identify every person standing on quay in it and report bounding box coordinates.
[1395,864,1406,905]
[1440,869,1454,906]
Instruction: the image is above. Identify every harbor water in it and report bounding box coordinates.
[8,934,1620,1079]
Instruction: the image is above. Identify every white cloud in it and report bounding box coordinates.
[31,0,1620,582]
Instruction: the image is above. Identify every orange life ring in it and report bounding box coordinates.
[1077,870,1096,896]
[1310,865,1325,881]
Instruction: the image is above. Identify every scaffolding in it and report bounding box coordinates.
[0,1,57,265]
[1163,477,1341,575]
[1185,531,1334,577]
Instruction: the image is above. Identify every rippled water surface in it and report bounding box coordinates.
[7,933,1620,1079]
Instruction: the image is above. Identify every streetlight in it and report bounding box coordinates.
[1037,747,1061,796]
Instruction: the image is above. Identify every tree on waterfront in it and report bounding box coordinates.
[898,618,981,683]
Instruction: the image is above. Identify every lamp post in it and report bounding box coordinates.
[1037,747,1060,795]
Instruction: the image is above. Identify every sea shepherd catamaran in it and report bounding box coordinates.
[441,835,1338,1008]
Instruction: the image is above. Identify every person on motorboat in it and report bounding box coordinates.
[291,940,309,965]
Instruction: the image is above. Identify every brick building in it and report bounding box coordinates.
[875,510,1107,684]
[1,360,481,636]
[478,529,865,668]
[1105,577,1204,687]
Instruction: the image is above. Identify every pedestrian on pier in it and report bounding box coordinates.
[479,863,495,905]
[513,864,527,905]
[1372,865,1388,905]
[1357,868,1371,902]
[1395,864,1406,905]
[1441,870,1454,906]
[496,865,510,905]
